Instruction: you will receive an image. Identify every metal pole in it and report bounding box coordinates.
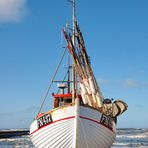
[72,0,76,102]
[68,54,70,93]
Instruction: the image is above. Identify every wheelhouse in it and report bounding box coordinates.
[52,93,82,108]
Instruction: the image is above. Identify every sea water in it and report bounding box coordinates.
[112,128,148,148]
[0,128,148,148]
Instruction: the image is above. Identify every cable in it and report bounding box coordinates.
[37,47,67,116]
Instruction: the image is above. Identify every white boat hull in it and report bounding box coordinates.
[30,105,116,148]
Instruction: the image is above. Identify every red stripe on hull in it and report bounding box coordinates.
[79,116,115,133]
[30,116,75,135]
[30,115,115,135]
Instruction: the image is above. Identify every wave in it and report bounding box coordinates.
[112,142,148,148]
[0,129,29,139]
[113,142,129,146]
[0,138,17,142]
[117,134,148,139]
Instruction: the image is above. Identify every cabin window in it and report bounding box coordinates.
[58,98,64,106]
[54,97,72,108]
[65,98,72,103]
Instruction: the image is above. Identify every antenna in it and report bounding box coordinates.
[67,0,76,101]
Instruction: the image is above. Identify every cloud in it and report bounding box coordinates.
[96,78,148,89]
[0,0,27,23]
[97,78,109,85]
[0,112,14,117]
[135,104,145,108]
[123,79,148,88]
[22,105,39,114]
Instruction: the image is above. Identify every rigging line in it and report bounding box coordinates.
[37,47,67,116]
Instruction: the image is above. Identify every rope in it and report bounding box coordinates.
[37,47,67,116]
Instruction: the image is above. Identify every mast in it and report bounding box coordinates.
[71,3,79,148]
[72,0,76,102]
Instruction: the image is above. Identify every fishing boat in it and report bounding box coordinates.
[30,1,128,148]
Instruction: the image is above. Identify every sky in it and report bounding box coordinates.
[0,0,148,129]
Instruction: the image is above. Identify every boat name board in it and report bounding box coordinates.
[100,114,112,130]
[37,114,53,129]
